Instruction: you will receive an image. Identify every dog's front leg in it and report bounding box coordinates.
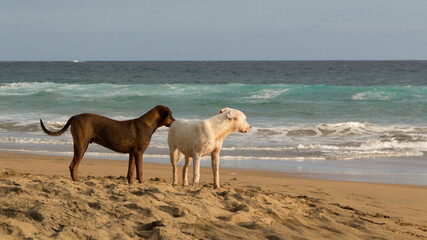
[182,156,192,186]
[134,152,143,183]
[192,156,201,188]
[170,148,178,186]
[127,153,135,184]
[211,149,221,189]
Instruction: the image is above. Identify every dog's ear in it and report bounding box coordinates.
[218,107,231,114]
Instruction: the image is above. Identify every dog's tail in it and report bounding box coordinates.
[40,117,73,136]
[176,151,185,164]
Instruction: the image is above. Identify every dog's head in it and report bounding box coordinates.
[218,107,251,133]
[156,105,175,127]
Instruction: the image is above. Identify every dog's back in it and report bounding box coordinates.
[168,119,216,158]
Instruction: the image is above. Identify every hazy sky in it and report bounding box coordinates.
[1,1,427,61]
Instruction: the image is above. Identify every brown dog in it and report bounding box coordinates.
[40,105,175,183]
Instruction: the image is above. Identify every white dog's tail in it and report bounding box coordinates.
[176,151,185,164]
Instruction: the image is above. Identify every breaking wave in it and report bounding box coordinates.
[1,119,425,161]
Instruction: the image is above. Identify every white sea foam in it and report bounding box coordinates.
[246,88,289,99]
[0,82,61,96]
[283,122,422,137]
[0,82,246,98]
[0,136,72,145]
[1,118,426,161]
[219,155,325,161]
[351,91,390,100]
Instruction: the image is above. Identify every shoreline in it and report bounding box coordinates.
[1,151,426,239]
[2,151,426,189]
[2,149,426,186]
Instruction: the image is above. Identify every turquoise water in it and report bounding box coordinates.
[0,61,426,184]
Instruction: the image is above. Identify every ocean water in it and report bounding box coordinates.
[1,61,426,185]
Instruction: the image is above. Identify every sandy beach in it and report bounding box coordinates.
[0,151,426,239]
[2,0,427,238]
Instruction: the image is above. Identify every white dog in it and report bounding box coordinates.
[168,108,251,189]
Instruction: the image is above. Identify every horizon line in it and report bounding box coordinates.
[1,59,427,62]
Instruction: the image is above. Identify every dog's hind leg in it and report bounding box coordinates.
[192,156,201,188]
[182,156,192,186]
[69,142,88,182]
[127,153,136,184]
[134,151,144,183]
[169,148,178,186]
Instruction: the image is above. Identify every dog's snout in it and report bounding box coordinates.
[165,116,175,127]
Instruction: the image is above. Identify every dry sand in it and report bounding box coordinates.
[0,152,426,239]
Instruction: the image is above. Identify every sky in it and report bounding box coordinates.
[1,0,427,61]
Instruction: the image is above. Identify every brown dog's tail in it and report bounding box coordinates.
[176,151,185,164]
[40,117,73,136]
